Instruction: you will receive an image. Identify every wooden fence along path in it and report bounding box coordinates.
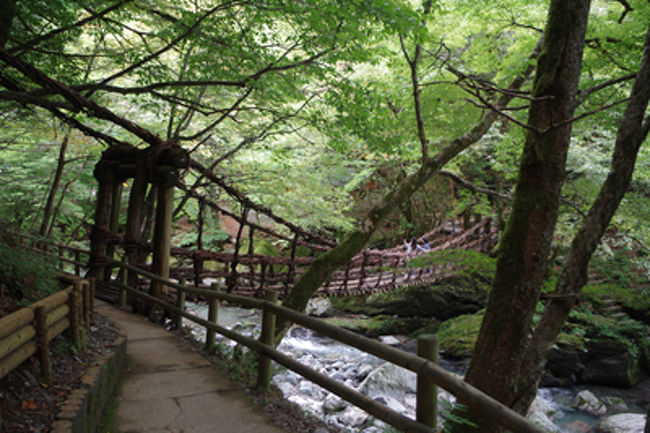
[0,275,92,384]
[14,236,549,433]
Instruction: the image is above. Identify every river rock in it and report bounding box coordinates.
[358,362,416,398]
[356,364,374,380]
[299,380,322,398]
[323,393,347,413]
[339,406,369,427]
[526,410,559,433]
[580,339,645,387]
[571,390,607,416]
[528,395,556,417]
[306,298,332,317]
[373,395,407,414]
[598,413,647,433]
[563,420,593,433]
[379,335,401,346]
[602,396,628,414]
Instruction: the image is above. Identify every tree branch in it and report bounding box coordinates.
[439,169,511,200]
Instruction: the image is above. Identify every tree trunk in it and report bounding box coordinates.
[39,134,69,237]
[46,157,89,238]
[453,1,591,431]
[513,23,650,415]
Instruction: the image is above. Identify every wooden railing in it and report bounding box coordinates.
[15,235,547,433]
[0,276,92,384]
[110,260,545,433]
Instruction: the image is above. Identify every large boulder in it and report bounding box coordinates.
[597,413,647,433]
[580,339,646,387]
[358,362,416,398]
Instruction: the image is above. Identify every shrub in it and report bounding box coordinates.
[0,233,58,308]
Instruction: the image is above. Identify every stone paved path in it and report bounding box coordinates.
[95,301,287,433]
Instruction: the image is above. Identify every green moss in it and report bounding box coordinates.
[436,311,484,358]
[324,314,431,337]
[583,283,650,313]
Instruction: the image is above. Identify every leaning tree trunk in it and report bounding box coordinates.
[276,39,542,339]
[451,1,591,432]
[39,134,69,236]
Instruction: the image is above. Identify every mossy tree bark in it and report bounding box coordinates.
[456,2,592,431]
[451,4,650,433]
[276,37,543,339]
[513,24,650,415]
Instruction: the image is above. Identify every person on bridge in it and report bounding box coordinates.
[417,238,431,252]
[404,237,418,256]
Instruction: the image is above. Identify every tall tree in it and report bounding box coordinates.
[453,2,650,432]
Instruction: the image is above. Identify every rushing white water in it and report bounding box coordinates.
[182,302,645,433]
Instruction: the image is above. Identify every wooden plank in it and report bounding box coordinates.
[0,308,34,340]
[29,290,68,314]
[46,318,70,342]
[0,341,37,380]
[0,325,36,360]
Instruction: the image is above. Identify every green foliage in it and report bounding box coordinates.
[0,236,58,306]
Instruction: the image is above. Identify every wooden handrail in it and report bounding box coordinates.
[109,259,547,433]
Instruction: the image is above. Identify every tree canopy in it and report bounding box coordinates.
[0,1,649,431]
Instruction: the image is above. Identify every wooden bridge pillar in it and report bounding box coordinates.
[125,165,147,289]
[151,182,174,300]
[104,182,123,281]
[89,179,113,282]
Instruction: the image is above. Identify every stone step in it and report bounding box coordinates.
[609,311,627,319]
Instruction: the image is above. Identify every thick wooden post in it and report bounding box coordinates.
[120,267,128,307]
[257,289,278,392]
[151,183,174,300]
[416,334,439,428]
[74,250,81,276]
[89,180,113,282]
[67,284,80,347]
[175,278,186,329]
[125,165,147,289]
[205,283,219,350]
[34,305,52,386]
[88,277,95,319]
[104,182,123,281]
[82,280,90,333]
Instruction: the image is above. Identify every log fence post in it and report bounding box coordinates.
[81,280,90,333]
[257,289,278,392]
[175,278,186,329]
[34,305,52,386]
[88,277,96,319]
[416,334,439,428]
[205,282,219,350]
[120,266,128,308]
[67,284,80,347]
[74,250,81,276]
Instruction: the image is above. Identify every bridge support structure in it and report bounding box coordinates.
[89,143,188,319]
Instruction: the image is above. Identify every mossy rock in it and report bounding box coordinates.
[435,311,484,358]
[330,275,489,320]
[324,314,432,337]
